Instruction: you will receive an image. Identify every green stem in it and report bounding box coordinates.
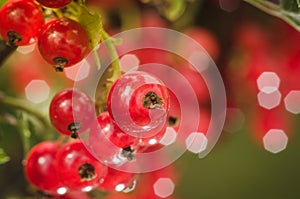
[0,93,50,129]
[244,0,281,17]
[19,113,32,155]
[94,30,122,114]
[0,38,17,67]
[101,30,122,81]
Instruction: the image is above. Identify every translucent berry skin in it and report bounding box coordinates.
[38,18,90,69]
[56,140,108,191]
[98,167,135,192]
[49,88,95,137]
[107,71,170,137]
[24,142,65,195]
[91,112,138,149]
[36,0,72,8]
[0,0,44,46]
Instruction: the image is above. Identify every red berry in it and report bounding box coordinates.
[107,71,169,137]
[0,0,44,46]
[56,140,108,192]
[36,0,72,8]
[93,112,138,149]
[49,88,95,138]
[37,18,90,71]
[24,142,66,195]
[88,112,138,162]
[98,167,135,192]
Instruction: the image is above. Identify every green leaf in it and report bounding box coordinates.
[63,2,103,49]
[245,0,300,31]
[0,148,10,165]
[279,0,300,30]
[162,0,186,21]
[280,0,300,13]
[77,5,103,49]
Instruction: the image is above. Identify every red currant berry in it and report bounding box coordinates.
[107,71,170,137]
[56,140,108,192]
[89,112,138,162]
[98,167,135,192]
[0,0,44,46]
[36,0,72,8]
[49,88,95,138]
[24,142,67,195]
[93,112,138,149]
[37,18,90,71]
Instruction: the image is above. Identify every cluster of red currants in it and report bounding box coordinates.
[0,0,90,71]
[24,70,172,196]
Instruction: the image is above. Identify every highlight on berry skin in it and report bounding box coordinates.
[49,88,95,138]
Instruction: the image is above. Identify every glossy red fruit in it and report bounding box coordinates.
[107,71,169,136]
[88,112,138,162]
[56,140,108,192]
[24,142,66,195]
[92,112,138,149]
[0,0,44,46]
[99,167,135,192]
[49,88,95,138]
[36,0,72,8]
[37,18,90,71]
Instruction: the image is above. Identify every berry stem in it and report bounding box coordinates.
[101,30,122,81]
[19,113,32,155]
[0,38,17,67]
[244,0,280,17]
[95,30,122,114]
[0,91,51,129]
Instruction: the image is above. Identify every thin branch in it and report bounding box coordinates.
[244,0,281,17]
[0,92,50,129]
[0,38,17,67]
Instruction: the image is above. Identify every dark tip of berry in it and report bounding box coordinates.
[7,31,22,47]
[68,122,81,139]
[53,57,68,72]
[121,146,136,161]
[143,91,164,109]
[168,116,178,126]
[78,163,96,181]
